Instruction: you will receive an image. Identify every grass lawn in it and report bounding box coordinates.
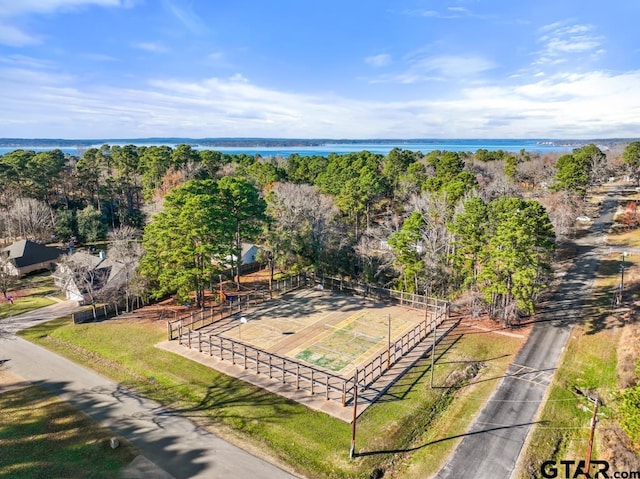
[516,248,639,477]
[0,384,138,479]
[608,229,640,248]
[19,315,524,479]
[0,272,58,319]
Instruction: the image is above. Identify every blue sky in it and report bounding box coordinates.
[1,0,639,139]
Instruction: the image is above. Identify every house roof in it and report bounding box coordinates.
[241,243,258,257]
[1,239,64,268]
[59,252,128,295]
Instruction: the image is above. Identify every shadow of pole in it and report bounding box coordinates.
[355,421,547,457]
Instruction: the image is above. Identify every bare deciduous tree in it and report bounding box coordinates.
[356,219,399,285]
[4,197,54,243]
[266,182,342,273]
[107,226,143,311]
[537,191,580,241]
[54,253,105,310]
[517,153,560,189]
[0,254,17,299]
[408,192,454,296]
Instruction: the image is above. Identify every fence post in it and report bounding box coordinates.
[342,382,346,406]
[244,347,247,369]
[282,358,286,384]
[256,351,260,373]
[296,364,300,390]
[326,374,329,400]
[311,370,314,395]
[209,335,213,356]
[232,343,235,365]
[188,329,191,348]
[167,322,171,341]
[220,337,224,360]
[269,356,272,379]
[198,331,202,352]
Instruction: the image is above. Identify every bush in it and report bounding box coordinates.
[619,381,640,447]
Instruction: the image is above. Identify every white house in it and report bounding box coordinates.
[53,251,128,304]
[225,243,261,266]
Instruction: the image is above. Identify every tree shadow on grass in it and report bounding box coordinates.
[12,378,215,479]
[148,380,303,425]
[373,333,463,403]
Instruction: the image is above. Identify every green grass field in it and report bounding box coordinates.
[0,272,58,319]
[19,315,524,479]
[0,384,138,479]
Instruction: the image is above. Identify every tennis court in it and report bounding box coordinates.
[218,287,427,377]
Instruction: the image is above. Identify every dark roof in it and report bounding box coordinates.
[65,251,127,293]
[1,239,64,268]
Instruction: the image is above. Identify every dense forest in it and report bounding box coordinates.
[1,141,637,324]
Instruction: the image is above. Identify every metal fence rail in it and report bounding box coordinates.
[167,272,307,340]
[174,276,450,406]
[351,303,448,393]
[180,330,351,403]
[309,274,449,314]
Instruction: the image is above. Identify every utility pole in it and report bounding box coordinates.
[350,369,359,459]
[619,251,628,304]
[585,398,599,473]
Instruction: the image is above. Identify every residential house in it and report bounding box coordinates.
[0,239,64,277]
[53,251,128,304]
[224,243,261,267]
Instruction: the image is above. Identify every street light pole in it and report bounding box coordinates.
[350,369,358,459]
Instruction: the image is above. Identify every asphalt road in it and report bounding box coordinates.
[0,301,299,479]
[436,190,618,479]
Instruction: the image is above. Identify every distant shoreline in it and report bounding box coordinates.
[0,137,634,149]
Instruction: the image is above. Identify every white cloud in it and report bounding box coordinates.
[133,42,168,53]
[1,63,639,139]
[365,54,391,68]
[0,0,125,16]
[374,54,496,84]
[0,54,55,69]
[208,51,225,61]
[415,55,496,77]
[0,23,40,46]
[0,0,131,46]
[161,0,206,35]
[403,6,474,19]
[536,22,604,65]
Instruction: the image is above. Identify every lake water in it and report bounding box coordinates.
[0,139,573,158]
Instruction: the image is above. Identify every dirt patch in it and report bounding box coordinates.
[599,424,640,471]
[458,316,533,339]
[0,368,30,394]
[617,322,640,389]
